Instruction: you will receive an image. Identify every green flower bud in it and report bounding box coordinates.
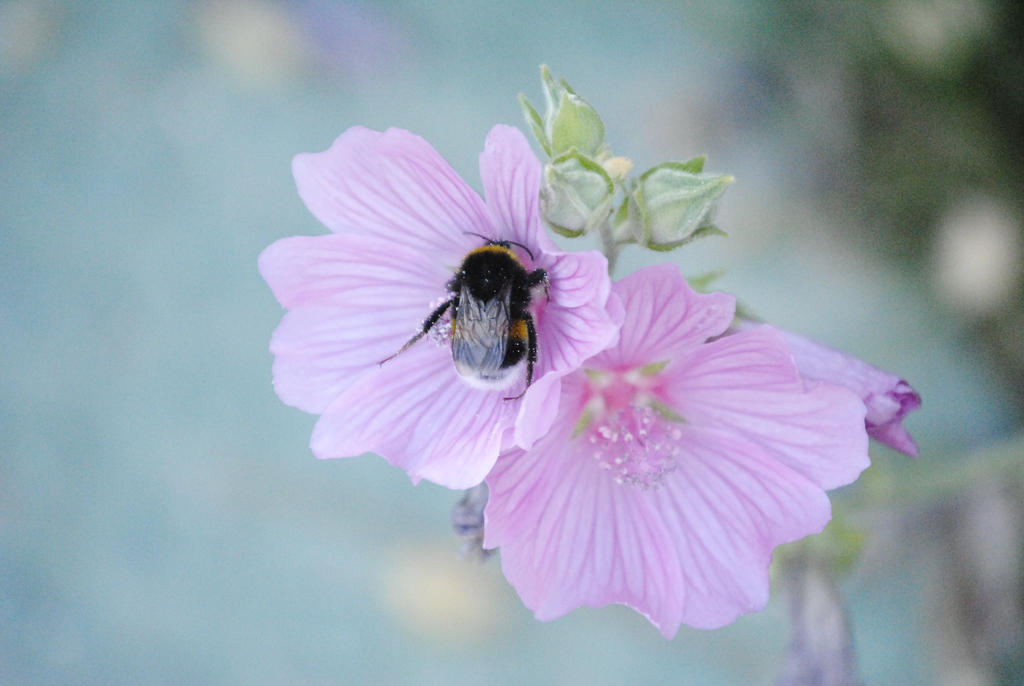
[633,162,733,250]
[520,65,607,160]
[540,152,614,237]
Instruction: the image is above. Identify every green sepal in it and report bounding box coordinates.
[608,197,639,245]
[644,224,728,253]
[679,155,706,173]
[540,64,559,113]
[519,93,550,157]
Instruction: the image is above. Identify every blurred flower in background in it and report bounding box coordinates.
[197,0,308,88]
[195,0,407,89]
[0,0,61,78]
[933,195,1022,317]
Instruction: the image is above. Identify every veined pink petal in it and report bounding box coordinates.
[662,327,870,490]
[259,235,451,413]
[479,124,559,254]
[270,305,423,414]
[259,234,448,309]
[651,425,831,632]
[292,126,491,257]
[311,343,517,489]
[532,250,618,379]
[589,264,735,371]
[513,373,563,451]
[777,328,921,457]
[486,392,830,638]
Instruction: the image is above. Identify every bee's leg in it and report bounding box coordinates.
[379,296,455,365]
[528,268,549,302]
[525,313,537,386]
[504,313,538,401]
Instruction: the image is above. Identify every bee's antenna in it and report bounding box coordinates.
[461,231,536,261]
[462,231,492,243]
[504,239,536,261]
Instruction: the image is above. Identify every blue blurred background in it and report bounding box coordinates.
[3,1,1022,684]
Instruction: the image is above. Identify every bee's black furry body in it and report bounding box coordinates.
[382,240,547,398]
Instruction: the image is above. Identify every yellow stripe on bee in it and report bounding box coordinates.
[466,244,521,263]
[509,319,528,341]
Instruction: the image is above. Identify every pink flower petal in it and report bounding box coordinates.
[513,374,563,451]
[269,305,420,414]
[292,126,492,257]
[311,343,518,489]
[533,249,618,379]
[650,425,831,632]
[485,392,830,638]
[479,124,559,254]
[589,264,735,371]
[259,234,448,309]
[259,234,452,413]
[662,327,870,490]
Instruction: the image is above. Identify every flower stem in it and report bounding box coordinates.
[596,218,620,275]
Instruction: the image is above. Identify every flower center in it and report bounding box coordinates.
[578,367,683,490]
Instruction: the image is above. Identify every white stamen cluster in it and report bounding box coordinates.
[587,403,681,489]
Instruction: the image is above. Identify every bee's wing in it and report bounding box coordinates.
[451,281,510,379]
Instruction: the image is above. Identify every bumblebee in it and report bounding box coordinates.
[381,237,547,399]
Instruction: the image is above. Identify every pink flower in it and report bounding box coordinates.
[259,125,619,489]
[483,264,870,638]
[775,329,921,457]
